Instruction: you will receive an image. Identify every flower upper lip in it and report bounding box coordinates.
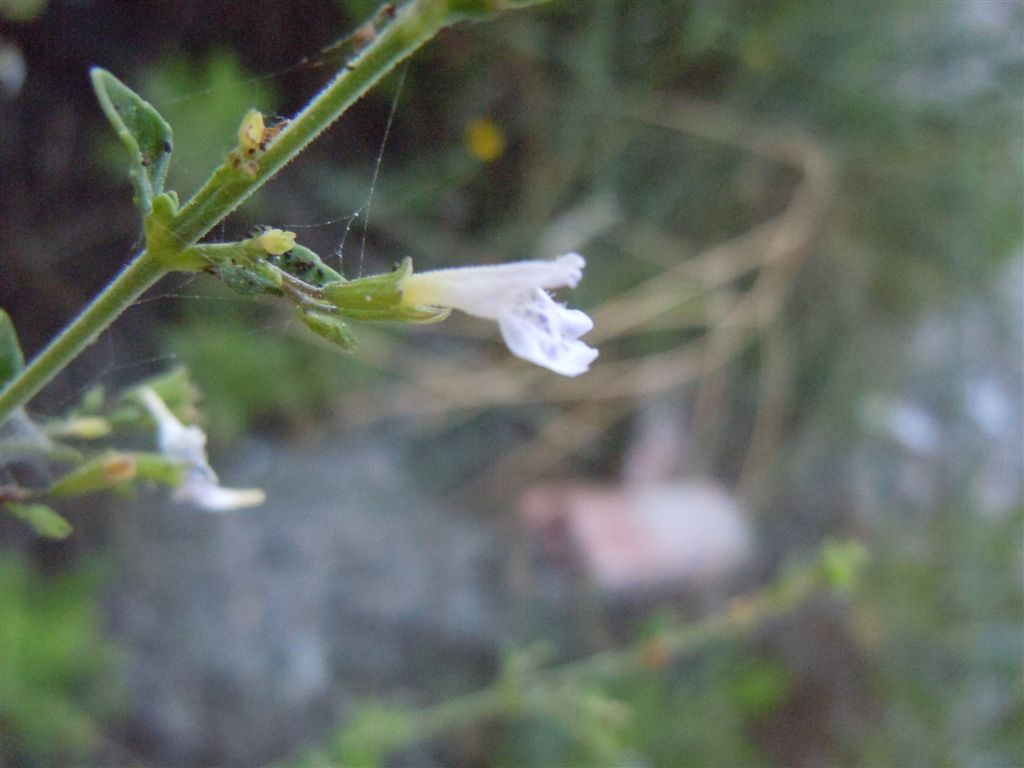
[399,253,586,319]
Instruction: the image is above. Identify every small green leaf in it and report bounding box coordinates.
[0,309,25,390]
[5,503,73,540]
[49,452,136,497]
[90,68,174,215]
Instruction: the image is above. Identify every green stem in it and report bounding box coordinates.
[0,250,167,422]
[0,0,546,425]
[171,0,455,245]
[371,561,825,758]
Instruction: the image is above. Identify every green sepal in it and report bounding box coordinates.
[298,309,358,351]
[0,309,25,391]
[5,503,73,540]
[49,451,137,497]
[131,451,186,487]
[339,305,451,324]
[269,245,344,286]
[90,68,174,215]
[322,257,410,311]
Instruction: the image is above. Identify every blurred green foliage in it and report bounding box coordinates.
[5,502,73,540]
[164,295,383,438]
[139,52,277,200]
[492,646,788,768]
[856,504,1024,767]
[0,554,122,765]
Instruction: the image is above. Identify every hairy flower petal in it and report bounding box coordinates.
[498,289,597,377]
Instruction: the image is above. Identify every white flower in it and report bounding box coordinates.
[138,388,265,512]
[400,252,598,377]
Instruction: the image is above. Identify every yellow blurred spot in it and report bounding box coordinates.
[58,417,112,439]
[740,32,776,73]
[465,117,506,163]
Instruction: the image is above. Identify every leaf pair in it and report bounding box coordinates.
[91,69,173,216]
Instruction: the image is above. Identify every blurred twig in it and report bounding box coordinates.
[306,540,864,766]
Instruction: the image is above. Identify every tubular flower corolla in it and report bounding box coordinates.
[399,253,598,376]
[138,388,265,512]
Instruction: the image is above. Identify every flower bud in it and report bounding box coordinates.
[238,109,265,153]
[255,228,297,255]
[52,416,112,440]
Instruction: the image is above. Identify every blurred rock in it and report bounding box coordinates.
[854,255,1023,523]
[521,479,753,595]
[106,429,505,767]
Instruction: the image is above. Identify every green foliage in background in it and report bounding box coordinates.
[0,555,123,765]
[492,646,787,768]
[857,504,1024,767]
[140,53,277,201]
[165,297,383,439]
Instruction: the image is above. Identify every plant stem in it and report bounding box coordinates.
[1,1,549,424]
[369,560,825,758]
[0,250,167,422]
[171,0,455,246]
[0,0,507,424]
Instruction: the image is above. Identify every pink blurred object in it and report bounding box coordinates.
[521,480,752,594]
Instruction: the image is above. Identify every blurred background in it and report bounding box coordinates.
[1,0,1022,765]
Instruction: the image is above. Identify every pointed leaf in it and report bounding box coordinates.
[49,451,137,497]
[90,67,173,214]
[0,309,25,390]
[5,503,73,540]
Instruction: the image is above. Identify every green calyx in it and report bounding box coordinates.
[323,257,450,323]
